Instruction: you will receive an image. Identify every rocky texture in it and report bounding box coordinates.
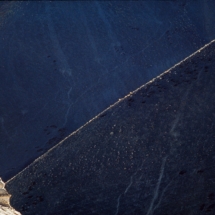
[6,41,215,214]
[0,178,21,215]
[1,1,215,180]
[0,178,10,208]
[0,206,21,215]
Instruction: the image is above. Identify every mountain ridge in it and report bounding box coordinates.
[1,1,215,180]
[6,40,215,215]
[7,40,215,184]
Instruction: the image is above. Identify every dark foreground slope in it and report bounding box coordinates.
[1,0,215,180]
[6,40,215,215]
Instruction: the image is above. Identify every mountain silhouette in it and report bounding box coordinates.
[6,40,215,215]
[1,1,215,180]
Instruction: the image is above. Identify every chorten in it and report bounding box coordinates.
[0,178,21,215]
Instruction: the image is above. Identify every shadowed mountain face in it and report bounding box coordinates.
[6,41,215,215]
[1,1,215,180]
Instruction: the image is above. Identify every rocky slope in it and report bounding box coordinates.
[1,1,215,180]
[6,40,215,215]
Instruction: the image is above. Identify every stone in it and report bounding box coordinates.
[0,178,21,215]
[6,40,215,214]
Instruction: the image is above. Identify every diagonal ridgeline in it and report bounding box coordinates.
[3,1,215,181]
[6,40,215,215]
